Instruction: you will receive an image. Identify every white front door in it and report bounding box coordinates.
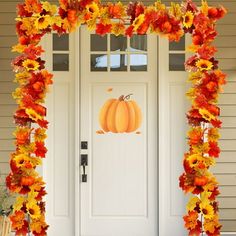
[79,26,158,236]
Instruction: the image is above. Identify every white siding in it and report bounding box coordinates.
[0,0,235,233]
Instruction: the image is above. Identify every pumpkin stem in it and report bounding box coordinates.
[124,94,133,100]
[118,95,125,101]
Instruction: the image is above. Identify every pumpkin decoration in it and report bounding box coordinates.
[99,94,142,133]
[20,176,35,186]
[194,176,208,186]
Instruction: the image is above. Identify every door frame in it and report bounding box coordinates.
[74,27,160,236]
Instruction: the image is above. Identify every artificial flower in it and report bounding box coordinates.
[26,201,41,219]
[196,59,213,71]
[183,211,201,230]
[183,11,194,28]
[13,154,32,169]
[132,14,145,31]
[22,59,40,71]
[108,2,125,18]
[86,2,99,19]
[24,0,42,14]
[10,210,28,232]
[200,202,214,219]
[35,15,52,30]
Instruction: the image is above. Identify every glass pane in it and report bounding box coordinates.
[169,36,185,51]
[91,34,107,51]
[130,35,147,52]
[91,54,108,71]
[53,54,69,71]
[53,34,69,51]
[169,54,185,71]
[110,54,127,71]
[111,35,127,52]
[130,54,147,71]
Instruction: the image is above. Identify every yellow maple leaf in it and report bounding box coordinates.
[204,216,221,233]
[13,196,26,212]
[169,3,182,20]
[187,196,201,212]
[201,0,209,15]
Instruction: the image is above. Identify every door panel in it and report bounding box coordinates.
[80,26,157,236]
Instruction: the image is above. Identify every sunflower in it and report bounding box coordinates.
[35,15,52,30]
[200,202,215,219]
[186,154,203,168]
[183,11,194,28]
[14,154,31,168]
[86,2,100,18]
[196,59,213,71]
[132,14,145,31]
[25,108,43,121]
[26,202,41,219]
[199,109,215,122]
[22,59,40,71]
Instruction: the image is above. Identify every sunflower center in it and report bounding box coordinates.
[201,63,208,68]
[19,159,25,164]
[29,209,35,215]
[185,16,190,23]
[27,63,35,69]
[202,208,208,215]
[38,17,45,24]
[89,7,95,13]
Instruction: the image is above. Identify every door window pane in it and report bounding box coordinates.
[91,54,108,71]
[110,54,127,71]
[169,54,185,71]
[53,34,69,51]
[111,35,127,52]
[53,54,69,71]
[91,34,107,52]
[130,54,147,71]
[130,35,147,52]
[169,36,185,51]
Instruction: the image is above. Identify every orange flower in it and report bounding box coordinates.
[108,2,124,18]
[24,0,42,13]
[188,127,203,146]
[183,211,200,230]
[14,127,31,145]
[10,211,26,230]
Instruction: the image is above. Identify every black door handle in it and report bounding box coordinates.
[81,154,88,182]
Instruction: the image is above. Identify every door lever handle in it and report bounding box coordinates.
[81,154,88,182]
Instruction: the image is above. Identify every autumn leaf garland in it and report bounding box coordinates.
[7,0,226,235]
[179,1,227,235]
